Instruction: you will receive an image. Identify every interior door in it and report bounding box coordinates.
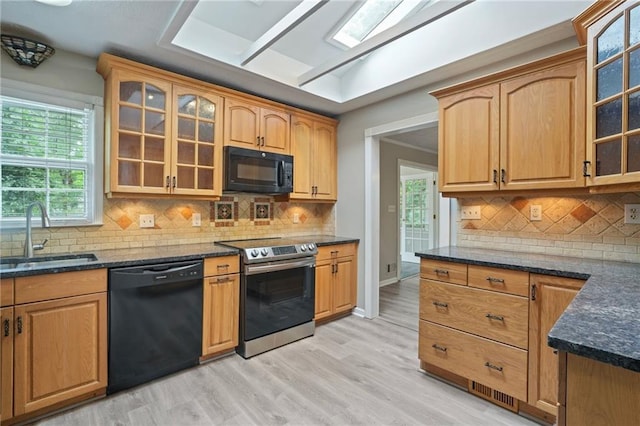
[401,171,437,262]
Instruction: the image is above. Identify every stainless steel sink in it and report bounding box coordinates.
[0,254,97,271]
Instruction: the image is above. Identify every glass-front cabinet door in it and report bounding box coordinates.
[171,86,224,196]
[109,70,172,194]
[587,0,640,185]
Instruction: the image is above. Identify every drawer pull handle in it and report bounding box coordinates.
[432,344,447,352]
[432,301,449,308]
[3,319,9,337]
[434,269,449,275]
[485,313,504,321]
[217,264,229,269]
[486,277,505,284]
[16,316,23,334]
[485,362,503,372]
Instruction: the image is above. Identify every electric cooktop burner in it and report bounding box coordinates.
[217,238,317,263]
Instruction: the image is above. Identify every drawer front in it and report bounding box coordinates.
[316,243,357,262]
[468,265,529,297]
[419,320,528,401]
[420,279,529,349]
[204,255,239,276]
[15,269,107,304]
[1,278,14,306]
[420,260,467,286]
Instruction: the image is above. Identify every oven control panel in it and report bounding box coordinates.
[244,243,317,262]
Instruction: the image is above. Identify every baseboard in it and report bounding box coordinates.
[379,278,399,287]
[352,307,366,318]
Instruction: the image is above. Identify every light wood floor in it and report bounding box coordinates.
[379,276,419,331]
[35,292,538,425]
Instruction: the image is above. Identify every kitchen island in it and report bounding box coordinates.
[416,246,639,425]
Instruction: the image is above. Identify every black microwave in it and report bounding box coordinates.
[224,146,293,194]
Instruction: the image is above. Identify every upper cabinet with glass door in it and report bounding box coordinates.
[98,54,224,199]
[575,0,640,186]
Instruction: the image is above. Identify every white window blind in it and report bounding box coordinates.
[0,89,101,227]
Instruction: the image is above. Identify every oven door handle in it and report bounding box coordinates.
[245,258,315,275]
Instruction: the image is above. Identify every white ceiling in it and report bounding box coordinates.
[0,0,591,149]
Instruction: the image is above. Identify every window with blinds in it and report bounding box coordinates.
[1,94,99,226]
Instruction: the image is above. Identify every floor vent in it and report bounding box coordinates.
[469,381,518,412]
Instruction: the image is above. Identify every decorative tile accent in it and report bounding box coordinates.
[116,215,133,230]
[571,204,597,223]
[250,197,273,226]
[211,196,238,227]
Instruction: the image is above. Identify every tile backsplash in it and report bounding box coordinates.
[0,195,335,256]
[457,192,640,263]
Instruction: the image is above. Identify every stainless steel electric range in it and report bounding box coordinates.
[217,238,317,358]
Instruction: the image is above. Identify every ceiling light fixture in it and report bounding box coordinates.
[0,34,55,68]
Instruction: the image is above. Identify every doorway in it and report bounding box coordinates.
[399,163,438,280]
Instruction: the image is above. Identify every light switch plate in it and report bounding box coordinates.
[461,205,481,220]
[530,205,542,221]
[192,213,201,227]
[139,214,154,228]
[624,204,640,224]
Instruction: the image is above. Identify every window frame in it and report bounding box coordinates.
[0,78,104,229]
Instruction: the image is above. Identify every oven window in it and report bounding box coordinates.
[235,158,276,183]
[243,265,315,341]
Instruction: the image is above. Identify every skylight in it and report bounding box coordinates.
[332,0,427,48]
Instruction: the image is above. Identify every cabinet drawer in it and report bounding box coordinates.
[15,269,107,304]
[420,279,529,349]
[419,320,528,401]
[468,265,529,297]
[1,278,14,306]
[204,255,239,276]
[420,260,467,286]
[316,243,356,262]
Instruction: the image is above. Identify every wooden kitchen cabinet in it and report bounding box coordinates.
[224,96,290,154]
[1,307,13,423]
[290,113,338,201]
[574,0,640,188]
[419,258,530,412]
[1,278,13,307]
[432,47,586,194]
[1,269,107,423]
[314,243,357,321]
[528,274,585,417]
[98,54,225,199]
[202,255,240,357]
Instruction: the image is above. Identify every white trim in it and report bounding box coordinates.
[379,277,399,287]
[363,112,441,319]
[382,137,438,154]
[352,307,366,318]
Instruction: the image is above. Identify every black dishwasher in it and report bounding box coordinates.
[108,260,203,394]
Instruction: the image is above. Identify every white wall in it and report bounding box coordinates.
[379,142,437,283]
[0,48,103,97]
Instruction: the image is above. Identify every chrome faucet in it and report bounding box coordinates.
[24,201,50,258]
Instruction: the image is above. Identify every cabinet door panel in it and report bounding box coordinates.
[501,61,586,189]
[528,274,584,415]
[314,262,333,320]
[172,85,224,196]
[1,307,13,422]
[333,257,354,314]
[202,274,239,356]
[438,85,500,192]
[13,294,107,416]
[261,108,290,154]
[313,122,337,200]
[224,98,260,149]
[290,116,314,199]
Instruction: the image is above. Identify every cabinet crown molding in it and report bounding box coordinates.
[572,0,626,45]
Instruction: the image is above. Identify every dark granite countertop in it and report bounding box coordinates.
[416,246,640,372]
[0,235,359,279]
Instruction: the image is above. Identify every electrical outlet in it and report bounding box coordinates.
[192,213,201,227]
[293,213,300,224]
[624,204,640,224]
[461,205,481,220]
[530,205,542,222]
[139,214,154,228]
